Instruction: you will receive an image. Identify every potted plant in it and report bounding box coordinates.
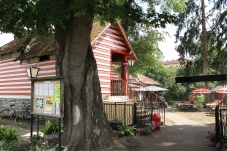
[139,126,152,135]
[118,125,137,137]
[109,119,123,130]
[36,137,56,151]
[41,120,62,139]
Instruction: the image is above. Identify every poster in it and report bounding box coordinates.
[55,85,60,103]
[35,97,44,109]
[44,96,54,114]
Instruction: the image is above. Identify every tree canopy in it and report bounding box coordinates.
[175,0,227,75]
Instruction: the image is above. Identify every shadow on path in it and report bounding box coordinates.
[120,108,217,151]
[135,124,216,151]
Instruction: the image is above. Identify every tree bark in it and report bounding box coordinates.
[201,0,209,102]
[201,0,209,87]
[55,14,113,151]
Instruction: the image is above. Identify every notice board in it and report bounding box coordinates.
[31,77,64,118]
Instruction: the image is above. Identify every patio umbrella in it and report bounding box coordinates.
[216,87,227,93]
[145,85,168,92]
[192,88,211,93]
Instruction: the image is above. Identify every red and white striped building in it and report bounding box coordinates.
[0,21,136,101]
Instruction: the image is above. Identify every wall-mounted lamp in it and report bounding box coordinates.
[27,66,40,78]
[128,59,134,66]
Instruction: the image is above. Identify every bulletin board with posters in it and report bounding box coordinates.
[31,77,64,118]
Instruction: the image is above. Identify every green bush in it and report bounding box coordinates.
[194,94,205,108]
[0,126,21,142]
[41,120,63,135]
[118,125,137,137]
[2,140,31,151]
[36,137,56,150]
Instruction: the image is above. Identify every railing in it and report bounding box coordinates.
[215,99,227,144]
[110,77,129,100]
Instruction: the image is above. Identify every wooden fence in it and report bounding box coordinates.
[103,101,136,126]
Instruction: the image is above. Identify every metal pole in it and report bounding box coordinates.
[220,109,223,139]
[124,103,126,125]
[215,106,220,143]
[30,114,33,138]
[37,115,39,140]
[164,106,165,126]
[59,118,62,151]
[133,102,137,126]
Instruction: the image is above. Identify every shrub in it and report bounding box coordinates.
[195,94,205,108]
[0,126,21,142]
[40,120,61,135]
[108,119,123,131]
[2,140,31,151]
[118,125,137,137]
[36,137,56,150]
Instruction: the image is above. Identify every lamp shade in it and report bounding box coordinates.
[128,59,134,66]
[27,67,39,78]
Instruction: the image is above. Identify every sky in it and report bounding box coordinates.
[158,25,179,61]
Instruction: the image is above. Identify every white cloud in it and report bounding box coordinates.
[0,33,14,47]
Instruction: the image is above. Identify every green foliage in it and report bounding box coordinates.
[139,125,152,135]
[145,64,187,101]
[40,120,61,135]
[129,27,165,75]
[195,94,205,108]
[108,119,123,124]
[118,125,137,137]
[108,119,123,131]
[0,126,21,142]
[0,126,5,141]
[2,140,31,151]
[37,137,56,150]
[175,0,227,75]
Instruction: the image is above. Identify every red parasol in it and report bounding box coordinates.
[216,88,227,93]
[192,88,211,93]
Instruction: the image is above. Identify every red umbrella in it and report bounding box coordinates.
[216,88,227,93]
[192,88,211,93]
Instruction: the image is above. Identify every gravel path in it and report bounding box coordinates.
[129,109,217,151]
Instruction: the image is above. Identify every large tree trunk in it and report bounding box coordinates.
[55,16,113,151]
[201,0,209,102]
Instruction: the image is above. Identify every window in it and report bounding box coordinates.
[39,55,50,62]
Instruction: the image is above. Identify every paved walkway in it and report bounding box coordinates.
[131,109,217,151]
[16,109,217,151]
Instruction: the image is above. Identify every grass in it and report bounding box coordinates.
[170,107,215,125]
